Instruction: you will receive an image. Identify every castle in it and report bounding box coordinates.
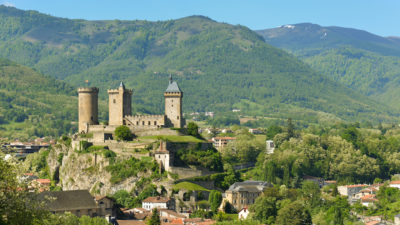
[77,76,185,141]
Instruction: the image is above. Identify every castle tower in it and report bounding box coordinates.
[164,75,184,128]
[108,82,133,126]
[78,87,99,133]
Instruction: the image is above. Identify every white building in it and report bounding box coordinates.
[238,208,250,220]
[390,180,400,189]
[142,196,174,211]
[266,140,275,154]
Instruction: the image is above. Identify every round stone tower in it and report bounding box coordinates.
[78,87,99,133]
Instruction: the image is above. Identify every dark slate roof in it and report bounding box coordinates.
[38,190,98,211]
[120,81,125,89]
[228,181,272,192]
[165,75,182,93]
[165,81,182,93]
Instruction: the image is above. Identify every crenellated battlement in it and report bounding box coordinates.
[107,88,133,94]
[126,115,165,119]
[78,87,99,93]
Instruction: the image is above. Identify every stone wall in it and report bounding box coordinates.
[166,142,214,152]
[125,115,166,128]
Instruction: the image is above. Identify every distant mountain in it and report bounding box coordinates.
[256,23,400,109]
[0,58,77,139]
[0,6,397,124]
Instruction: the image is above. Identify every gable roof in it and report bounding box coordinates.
[142,196,171,203]
[38,190,98,211]
[227,180,272,192]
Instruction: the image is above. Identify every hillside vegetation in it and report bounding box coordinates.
[0,58,77,139]
[0,6,397,124]
[257,23,400,110]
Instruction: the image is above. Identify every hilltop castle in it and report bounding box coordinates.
[77,76,185,140]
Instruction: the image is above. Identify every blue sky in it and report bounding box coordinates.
[1,0,399,36]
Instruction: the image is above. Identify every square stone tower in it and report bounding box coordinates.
[108,82,133,126]
[164,75,184,128]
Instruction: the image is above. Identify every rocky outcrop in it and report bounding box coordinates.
[47,142,150,196]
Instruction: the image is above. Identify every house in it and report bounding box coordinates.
[38,190,115,217]
[390,180,400,189]
[95,196,115,217]
[337,184,368,198]
[323,180,337,187]
[222,181,272,211]
[159,209,187,219]
[211,137,236,149]
[238,208,250,220]
[266,140,274,154]
[360,194,378,207]
[248,129,262,134]
[142,196,174,211]
[31,178,51,192]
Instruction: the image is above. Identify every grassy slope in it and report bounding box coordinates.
[0,58,77,139]
[173,181,210,192]
[0,7,397,123]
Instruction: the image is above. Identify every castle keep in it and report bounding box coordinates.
[78,76,185,139]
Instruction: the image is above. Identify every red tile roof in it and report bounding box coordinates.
[390,180,400,184]
[35,179,51,184]
[142,196,171,203]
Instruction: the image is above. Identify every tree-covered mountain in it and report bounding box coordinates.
[0,58,77,139]
[256,23,400,109]
[0,6,397,124]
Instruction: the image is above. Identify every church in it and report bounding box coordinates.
[77,76,185,141]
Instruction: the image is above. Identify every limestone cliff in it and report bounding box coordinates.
[47,142,152,196]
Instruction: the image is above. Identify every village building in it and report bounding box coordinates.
[248,128,263,134]
[142,196,175,211]
[238,208,250,220]
[338,184,368,198]
[222,181,272,211]
[360,194,378,207]
[390,180,400,189]
[266,140,275,154]
[211,137,236,149]
[38,190,115,218]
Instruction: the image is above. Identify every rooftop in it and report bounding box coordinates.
[142,196,171,203]
[165,75,182,93]
[38,190,98,211]
[228,180,272,192]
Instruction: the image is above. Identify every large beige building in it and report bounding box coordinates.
[77,77,185,135]
[222,181,272,211]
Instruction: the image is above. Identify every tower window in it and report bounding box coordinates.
[142,121,145,125]
[91,116,93,121]
[113,99,116,104]
[177,116,179,119]
[136,121,139,125]
[172,105,173,107]
[148,121,151,125]
[154,121,157,125]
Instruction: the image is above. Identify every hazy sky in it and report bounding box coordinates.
[1,0,399,36]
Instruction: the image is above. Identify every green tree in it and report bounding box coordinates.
[0,159,48,225]
[301,181,321,208]
[287,118,295,139]
[275,201,312,225]
[187,122,199,137]
[209,190,222,212]
[266,125,283,140]
[250,196,277,224]
[114,125,133,141]
[147,208,161,225]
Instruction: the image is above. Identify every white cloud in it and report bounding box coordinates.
[2,1,15,7]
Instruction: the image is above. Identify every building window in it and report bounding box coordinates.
[172,105,173,107]
[113,99,116,104]
[91,116,93,121]
[148,121,151,125]
[177,116,179,119]
[136,121,139,125]
[154,121,157,125]
[142,121,145,125]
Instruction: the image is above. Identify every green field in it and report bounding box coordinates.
[173,181,210,192]
[137,135,205,143]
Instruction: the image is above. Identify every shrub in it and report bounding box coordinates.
[115,125,133,141]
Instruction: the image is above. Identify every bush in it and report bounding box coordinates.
[115,125,133,141]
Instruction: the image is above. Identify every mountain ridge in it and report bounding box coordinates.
[0,6,397,125]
